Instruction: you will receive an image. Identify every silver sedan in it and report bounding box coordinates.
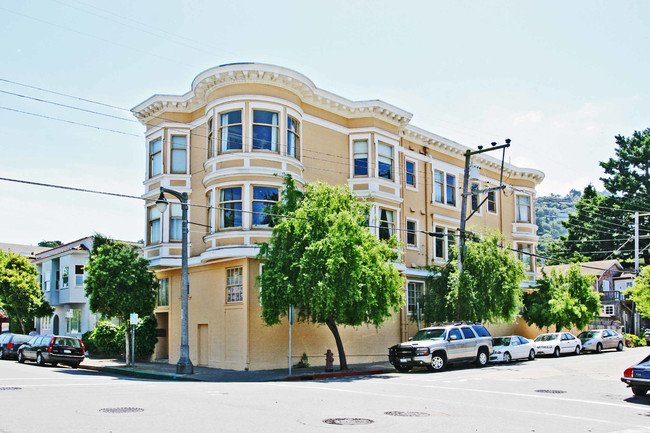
[578,329,624,353]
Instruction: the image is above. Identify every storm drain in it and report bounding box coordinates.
[385,411,429,417]
[0,387,21,391]
[323,418,374,425]
[535,389,567,394]
[99,407,144,414]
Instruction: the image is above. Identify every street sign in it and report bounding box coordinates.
[130,313,139,325]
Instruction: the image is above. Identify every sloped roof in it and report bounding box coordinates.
[0,242,50,259]
[540,260,624,277]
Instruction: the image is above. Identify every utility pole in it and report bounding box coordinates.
[456,140,510,321]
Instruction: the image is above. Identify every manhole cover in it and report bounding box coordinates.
[535,389,567,394]
[0,387,21,391]
[385,411,429,417]
[323,418,374,425]
[98,407,144,414]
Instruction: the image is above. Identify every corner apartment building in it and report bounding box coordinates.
[132,63,544,370]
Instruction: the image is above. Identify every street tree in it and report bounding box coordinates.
[420,230,525,324]
[550,128,650,266]
[523,264,601,332]
[257,179,405,370]
[0,250,53,333]
[84,241,157,366]
[626,266,650,318]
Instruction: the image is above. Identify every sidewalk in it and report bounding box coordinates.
[80,358,395,382]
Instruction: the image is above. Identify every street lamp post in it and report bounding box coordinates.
[155,187,193,374]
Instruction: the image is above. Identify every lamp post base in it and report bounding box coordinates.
[176,358,194,374]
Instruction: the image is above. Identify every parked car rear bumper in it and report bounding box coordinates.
[621,376,650,390]
[42,353,84,364]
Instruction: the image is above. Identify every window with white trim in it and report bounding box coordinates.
[353,140,368,176]
[487,191,497,213]
[434,226,445,260]
[62,266,69,288]
[219,187,242,229]
[207,190,215,233]
[287,115,300,158]
[378,208,395,241]
[41,316,52,331]
[406,219,417,247]
[517,243,534,272]
[252,110,279,151]
[219,110,243,153]
[170,204,183,241]
[407,282,424,315]
[170,135,187,173]
[471,182,480,212]
[75,265,84,286]
[66,310,81,334]
[226,267,243,303]
[377,142,394,180]
[149,138,162,177]
[157,278,169,307]
[603,305,614,315]
[405,160,416,187]
[252,186,279,227]
[148,206,161,244]
[207,118,214,157]
[434,170,456,206]
[516,194,531,223]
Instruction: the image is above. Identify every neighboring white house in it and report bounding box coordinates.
[32,237,96,337]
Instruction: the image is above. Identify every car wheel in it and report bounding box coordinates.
[0,348,4,360]
[395,364,412,373]
[553,347,560,358]
[574,345,581,355]
[475,348,489,367]
[595,343,602,353]
[426,353,446,372]
[632,387,648,397]
[617,341,624,352]
[51,362,58,367]
[503,352,512,363]
[70,362,80,369]
[528,349,535,361]
[17,351,25,363]
[36,353,45,366]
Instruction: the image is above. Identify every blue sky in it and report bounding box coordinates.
[1,0,648,245]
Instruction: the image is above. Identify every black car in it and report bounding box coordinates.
[17,335,85,368]
[0,333,32,360]
[621,353,650,397]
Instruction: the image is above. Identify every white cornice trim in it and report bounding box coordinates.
[131,63,413,128]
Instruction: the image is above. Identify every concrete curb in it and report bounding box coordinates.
[285,368,393,381]
[79,364,202,381]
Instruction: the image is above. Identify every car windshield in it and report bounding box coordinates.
[412,329,446,341]
[535,334,559,342]
[54,337,81,347]
[578,331,600,339]
[493,337,511,346]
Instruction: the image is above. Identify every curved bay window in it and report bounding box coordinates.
[149,138,162,177]
[207,118,214,157]
[219,187,242,229]
[252,110,279,151]
[170,135,187,173]
[219,110,243,153]
[287,115,300,158]
[252,186,279,227]
[170,203,183,241]
[353,140,368,176]
[148,206,161,244]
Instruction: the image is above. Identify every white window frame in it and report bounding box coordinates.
[516,194,532,223]
[406,280,424,316]
[168,130,189,174]
[405,158,418,190]
[226,266,244,304]
[603,305,614,315]
[406,218,419,250]
[349,133,372,178]
[487,190,498,214]
[146,130,164,178]
[470,182,482,215]
[376,206,399,241]
[432,168,458,208]
[516,243,534,272]
[376,141,395,181]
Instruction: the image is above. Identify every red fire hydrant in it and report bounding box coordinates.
[325,349,334,372]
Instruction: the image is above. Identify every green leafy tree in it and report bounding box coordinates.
[0,251,53,333]
[257,179,405,370]
[626,266,650,318]
[550,129,650,266]
[84,241,157,365]
[420,230,525,324]
[523,264,601,332]
[37,240,62,248]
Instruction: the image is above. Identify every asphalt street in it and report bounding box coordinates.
[1,348,649,433]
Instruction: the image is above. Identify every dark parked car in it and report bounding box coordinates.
[17,335,85,368]
[0,333,32,360]
[621,353,650,397]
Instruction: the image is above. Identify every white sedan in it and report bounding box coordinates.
[534,332,582,357]
[490,335,536,363]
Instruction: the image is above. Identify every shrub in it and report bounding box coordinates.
[624,333,647,348]
[83,321,122,357]
[293,352,309,368]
